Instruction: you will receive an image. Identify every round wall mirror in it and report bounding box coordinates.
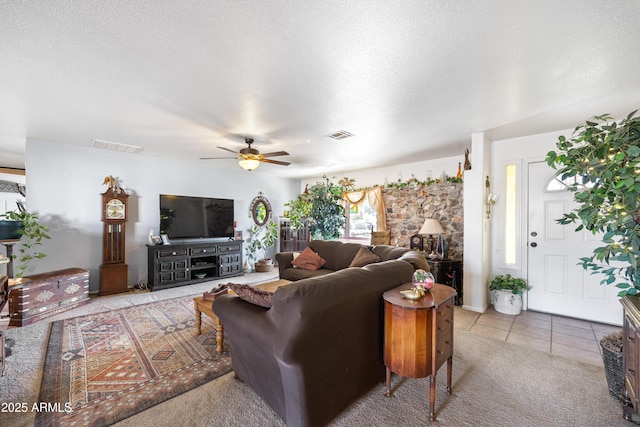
[250,192,272,226]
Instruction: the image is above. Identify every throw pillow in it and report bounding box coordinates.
[227,283,274,308]
[291,247,327,271]
[349,247,382,267]
[291,251,301,268]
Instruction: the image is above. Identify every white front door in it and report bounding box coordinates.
[527,161,622,325]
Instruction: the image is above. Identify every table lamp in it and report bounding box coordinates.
[419,218,444,259]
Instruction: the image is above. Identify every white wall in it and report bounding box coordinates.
[23,139,300,293]
[463,132,492,313]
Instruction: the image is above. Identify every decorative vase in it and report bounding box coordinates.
[242,260,252,273]
[492,289,523,315]
[412,269,435,292]
[436,234,449,259]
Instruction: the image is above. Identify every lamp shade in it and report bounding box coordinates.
[419,218,444,235]
[239,158,261,171]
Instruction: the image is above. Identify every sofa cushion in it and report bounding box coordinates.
[372,244,430,271]
[227,283,273,308]
[348,247,381,267]
[291,247,327,271]
[281,267,335,281]
[309,240,369,271]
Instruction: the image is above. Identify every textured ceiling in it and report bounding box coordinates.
[1,1,640,177]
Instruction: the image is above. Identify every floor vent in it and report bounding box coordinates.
[92,139,143,154]
[327,130,355,140]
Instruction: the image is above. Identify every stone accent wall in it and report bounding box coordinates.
[383,183,463,259]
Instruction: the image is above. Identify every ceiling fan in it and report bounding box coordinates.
[200,138,290,171]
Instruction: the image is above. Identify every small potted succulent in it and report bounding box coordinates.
[489,274,531,315]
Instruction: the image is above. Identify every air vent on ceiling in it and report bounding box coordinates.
[92,139,143,154]
[327,130,355,140]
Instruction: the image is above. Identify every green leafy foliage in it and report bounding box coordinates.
[545,110,640,296]
[283,193,312,230]
[284,175,346,240]
[244,221,278,263]
[0,210,51,277]
[489,274,531,295]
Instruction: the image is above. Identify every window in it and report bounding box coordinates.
[343,198,377,241]
[546,173,593,192]
[504,164,517,266]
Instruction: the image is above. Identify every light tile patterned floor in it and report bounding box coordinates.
[459,306,622,366]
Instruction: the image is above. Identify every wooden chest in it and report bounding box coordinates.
[8,268,90,326]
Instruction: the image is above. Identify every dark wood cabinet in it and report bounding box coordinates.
[147,241,243,291]
[279,219,310,252]
[622,296,640,421]
[427,259,463,305]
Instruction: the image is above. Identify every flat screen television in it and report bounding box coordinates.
[159,194,234,241]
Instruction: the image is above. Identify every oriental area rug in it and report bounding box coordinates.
[36,295,231,426]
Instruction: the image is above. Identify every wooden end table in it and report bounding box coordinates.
[193,295,225,355]
[383,282,456,421]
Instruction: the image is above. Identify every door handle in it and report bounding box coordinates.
[530,242,537,247]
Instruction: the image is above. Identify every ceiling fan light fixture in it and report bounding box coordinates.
[239,158,261,171]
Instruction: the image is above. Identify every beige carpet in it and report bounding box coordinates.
[1,271,629,426]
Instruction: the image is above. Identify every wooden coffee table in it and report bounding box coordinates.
[193,279,292,355]
[194,296,225,354]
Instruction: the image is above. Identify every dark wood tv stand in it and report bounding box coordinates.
[147,240,243,291]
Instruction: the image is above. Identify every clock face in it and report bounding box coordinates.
[106,199,125,219]
[410,234,423,250]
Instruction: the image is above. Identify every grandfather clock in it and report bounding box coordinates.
[99,179,129,295]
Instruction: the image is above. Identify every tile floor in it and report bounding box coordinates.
[458,306,622,366]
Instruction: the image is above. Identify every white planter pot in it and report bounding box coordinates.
[493,289,523,315]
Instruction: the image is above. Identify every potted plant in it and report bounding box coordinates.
[0,210,51,278]
[546,110,640,405]
[284,176,346,240]
[489,274,531,315]
[245,220,278,272]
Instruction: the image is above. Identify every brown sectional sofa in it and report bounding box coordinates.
[212,241,428,427]
[276,239,429,281]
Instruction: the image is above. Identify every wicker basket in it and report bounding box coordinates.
[601,341,624,404]
[254,259,274,272]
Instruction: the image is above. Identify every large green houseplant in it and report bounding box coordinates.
[0,210,51,278]
[546,110,640,402]
[284,176,346,240]
[545,110,640,296]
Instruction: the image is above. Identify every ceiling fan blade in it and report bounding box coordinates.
[261,158,291,166]
[199,156,237,160]
[260,151,290,157]
[217,146,239,155]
